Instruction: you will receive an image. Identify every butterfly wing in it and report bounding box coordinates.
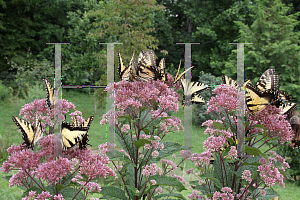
[12,115,42,150]
[128,52,139,81]
[70,116,94,150]
[61,121,89,151]
[43,79,54,109]
[158,58,168,82]
[72,116,78,127]
[137,50,161,81]
[182,93,206,106]
[181,79,208,105]
[173,59,194,84]
[138,50,146,64]
[222,75,238,88]
[77,116,93,150]
[222,75,252,91]
[245,83,275,115]
[279,102,298,116]
[117,52,132,81]
[33,113,43,147]
[255,68,279,92]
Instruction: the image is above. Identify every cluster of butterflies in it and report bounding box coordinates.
[118,49,209,106]
[12,79,94,151]
[119,51,298,115]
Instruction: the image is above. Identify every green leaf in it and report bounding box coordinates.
[213,121,225,130]
[241,161,260,166]
[59,187,85,200]
[245,146,269,164]
[149,174,186,192]
[256,188,279,200]
[200,172,223,189]
[153,193,186,200]
[150,141,184,163]
[278,168,294,181]
[56,184,64,192]
[133,138,151,149]
[100,186,129,200]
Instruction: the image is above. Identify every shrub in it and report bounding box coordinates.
[0,80,12,101]
[12,58,54,99]
[192,71,222,126]
[22,82,46,104]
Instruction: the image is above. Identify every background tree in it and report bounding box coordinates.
[85,0,164,80]
[223,0,300,106]
[0,0,85,90]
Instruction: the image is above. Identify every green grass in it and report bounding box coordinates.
[1,90,299,199]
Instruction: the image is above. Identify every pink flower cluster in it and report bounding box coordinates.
[258,151,289,187]
[206,85,239,114]
[227,146,237,159]
[142,163,162,177]
[241,170,252,184]
[212,187,234,200]
[100,80,184,135]
[201,120,234,152]
[1,135,116,199]
[248,106,294,143]
[190,150,213,166]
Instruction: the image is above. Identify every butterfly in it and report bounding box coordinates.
[158,58,168,82]
[180,79,208,106]
[117,52,138,81]
[12,113,43,150]
[43,79,54,109]
[71,116,94,150]
[245,83,277,115]
[222,75,252,92]
[61,116,94,150]
[136,50,162,81]
[254,68,297,115]
[255,68,279,92]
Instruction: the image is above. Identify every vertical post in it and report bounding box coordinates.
[99,43,122,154]
[229,43,252,157]
[175,43,200,150]
[46,43,70,158]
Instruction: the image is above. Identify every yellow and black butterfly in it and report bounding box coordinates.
[117,52,138,81]
[255,68,279,92]
[245,83,277,115]
[43,79,54,109]
[180,79,208,106]
[222,75,252,92]
[61,116,93,150]
[158,58,168,82]
[71,116,94,150]
[254,68,297,115]
[12,113,43,150]
[137,50,162,81]
[279,102,298,116]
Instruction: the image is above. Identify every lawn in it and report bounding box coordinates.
[0,89,299,199]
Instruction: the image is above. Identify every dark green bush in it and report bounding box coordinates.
[192,71,222,126]
[13,58,54,99]
[0,80,12,101]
